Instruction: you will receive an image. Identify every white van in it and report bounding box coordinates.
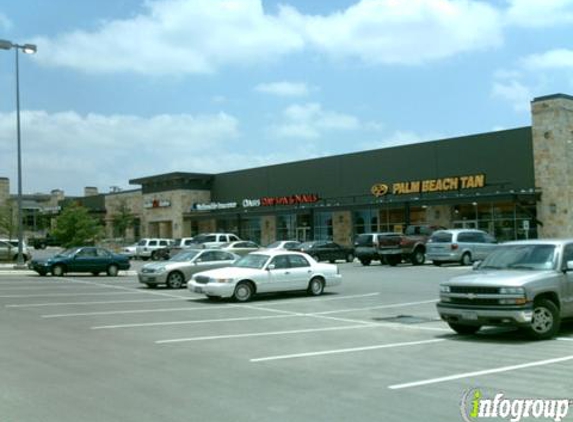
[135,238,173,260]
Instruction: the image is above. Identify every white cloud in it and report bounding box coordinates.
[280,0,503,65]
[271,103,362,139]
[505,0,573,27]
[31,0,504,74]
[255,81,309,97]
[0,110,239,195]
[491,79,532,113]
[521,49,573,70]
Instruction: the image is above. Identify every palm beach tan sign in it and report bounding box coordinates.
[372,174,485,197]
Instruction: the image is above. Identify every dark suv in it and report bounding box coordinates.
[354,233,401,266]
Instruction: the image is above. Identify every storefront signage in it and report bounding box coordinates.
[371,174,486,197]
[144,199,171,209]
[193,202,238,211]
[243,194,320,208]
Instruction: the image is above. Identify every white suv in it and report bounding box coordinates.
[0,239,31,262]
[189,233,241,249]
[135,238,173,260]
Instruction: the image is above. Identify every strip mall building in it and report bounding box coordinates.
[2,94,572,246]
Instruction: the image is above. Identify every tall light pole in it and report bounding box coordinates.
[0,39,37,268]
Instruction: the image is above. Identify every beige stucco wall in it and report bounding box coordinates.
[532,96,573,238]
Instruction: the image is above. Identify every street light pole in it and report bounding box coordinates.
[0,39,37,268]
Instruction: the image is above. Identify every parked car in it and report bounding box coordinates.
[373,225,446,266]
[28,246,130,277]
[168,237,196,257]
[28,234,61,249]
[265,240,302,251]
[437,239,573,339]
[188,250,342,302]
[293,241,354,263]
[135,238,173,260]
[217,241,260,256]
[138,249,239,289]
[354,232,402,266]
[0,239,31,262]
[188,233,241,249]
[426,229,497,266]
[119,243,138,259]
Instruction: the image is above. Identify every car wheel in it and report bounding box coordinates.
[151,251,159,261]
[346,253,354,263]
[92,272,100,276]
[360,259,371,266]
[37,270,47,277]
[329,259,336,263]
[410,248,425,266]
[460,253,472,266]
[166,271,185,289]
[432,261,442,266]
[307,277,324,296]
[233,282,254,302]
[448,323,481,335]
[387,255,401,266]
[52,265,65,277]
[106,264,119,277]
[527,299,560,340]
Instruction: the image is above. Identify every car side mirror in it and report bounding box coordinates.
[472,261,481,270]
[267,263,276,271]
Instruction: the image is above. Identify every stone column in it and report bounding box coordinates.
[531,94,573,238]
[333,211,353,246]
[260,216,276,246]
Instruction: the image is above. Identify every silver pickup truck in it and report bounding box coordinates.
[437,239,573,340]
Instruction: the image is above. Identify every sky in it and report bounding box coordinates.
[0,0,572,196]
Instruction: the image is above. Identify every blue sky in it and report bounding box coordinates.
[0,0,572,196]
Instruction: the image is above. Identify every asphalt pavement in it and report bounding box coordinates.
[1,261,572,422]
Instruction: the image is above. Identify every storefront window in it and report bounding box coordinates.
[216,217,239,234]
[240,217,261,244]
[379,207,405,233]
[276,214,296,240]
[353,209,377,234]
[314,212,333,241]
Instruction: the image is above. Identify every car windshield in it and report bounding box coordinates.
[170,250,199,262]
[57,248,78,257]
[233,254,269,269]
[266,241,283,248]
[299,242,315,248]
[479,244,557,271]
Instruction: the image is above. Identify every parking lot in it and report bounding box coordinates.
[2,261,573,422]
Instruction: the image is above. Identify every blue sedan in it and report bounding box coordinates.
[29,246,131,277]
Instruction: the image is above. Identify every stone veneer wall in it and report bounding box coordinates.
[532,95,573,238]
[425,205,451,228]
[104,190,143,240]
[333,211,353,246]
[260,216,276,246]
[141,190,211,238]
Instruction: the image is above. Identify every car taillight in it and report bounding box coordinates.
[451,244,459,250]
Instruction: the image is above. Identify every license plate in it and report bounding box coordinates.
[194,287,203,293]
[461,311,478,321]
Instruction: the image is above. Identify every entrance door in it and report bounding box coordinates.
[453,220,478,229]
[296,227,311,242]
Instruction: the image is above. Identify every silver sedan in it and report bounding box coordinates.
[138,249,238,288]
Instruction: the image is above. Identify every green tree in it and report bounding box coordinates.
[52,203,103,248]
[0,202,15,239]
[112,199,134,240]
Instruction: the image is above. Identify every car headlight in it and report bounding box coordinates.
[154,266,167,273]
[499,287,525,295]
[210,277,236,284]
[440,285,450,293]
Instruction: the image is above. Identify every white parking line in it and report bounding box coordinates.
[311,299,438,315]
[557,337,573,342]
[6,298,190,308]
[42,304,239,318]
[388,355,573,390]
[250,338,445,362]
[91,314,300,330]
[156,324,377,344]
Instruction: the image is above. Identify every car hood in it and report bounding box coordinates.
[443,270,556,287]
[193,266,263,279]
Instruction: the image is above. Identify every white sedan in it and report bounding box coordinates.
[187,250,342,302]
